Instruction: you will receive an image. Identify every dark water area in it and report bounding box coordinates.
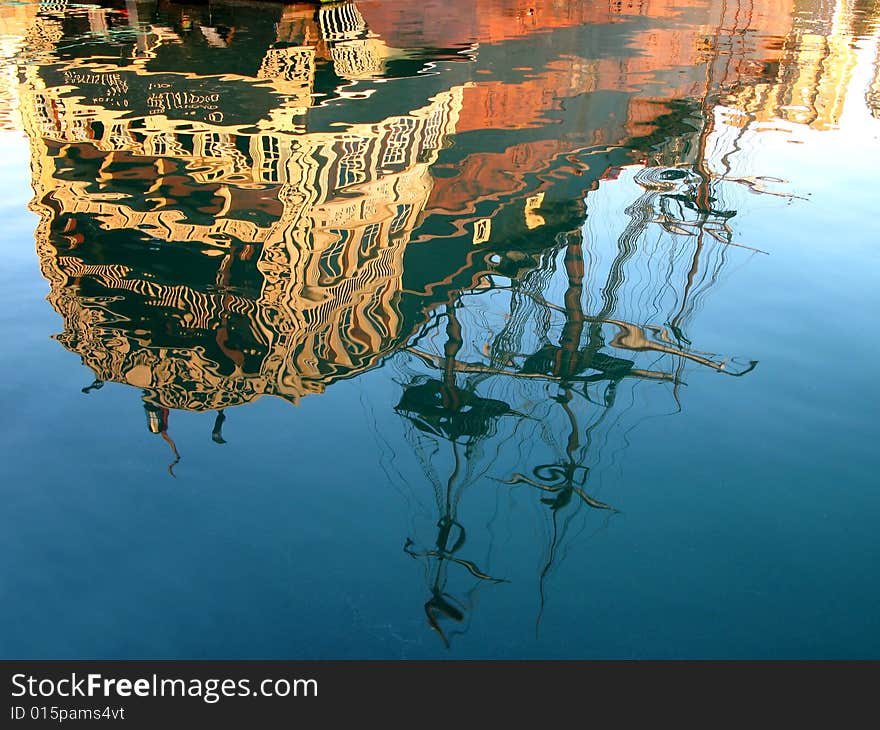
[0,0,878,658]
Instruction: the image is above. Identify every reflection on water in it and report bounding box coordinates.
[1,0,879,655]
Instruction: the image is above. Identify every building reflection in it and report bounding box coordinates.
[23,1,468,415]
[3,0,878,645]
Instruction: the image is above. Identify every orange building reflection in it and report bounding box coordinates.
[2,0,875,417]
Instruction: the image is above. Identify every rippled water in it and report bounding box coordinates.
[0,0,878,658]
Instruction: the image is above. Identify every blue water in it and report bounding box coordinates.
[0,0,878,658]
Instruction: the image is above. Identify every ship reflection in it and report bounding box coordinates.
[5,0,877,646]
[387,160,758,642]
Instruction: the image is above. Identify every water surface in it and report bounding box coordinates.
[0,0,878,658]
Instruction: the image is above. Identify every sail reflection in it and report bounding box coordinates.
[3,0,878,646]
